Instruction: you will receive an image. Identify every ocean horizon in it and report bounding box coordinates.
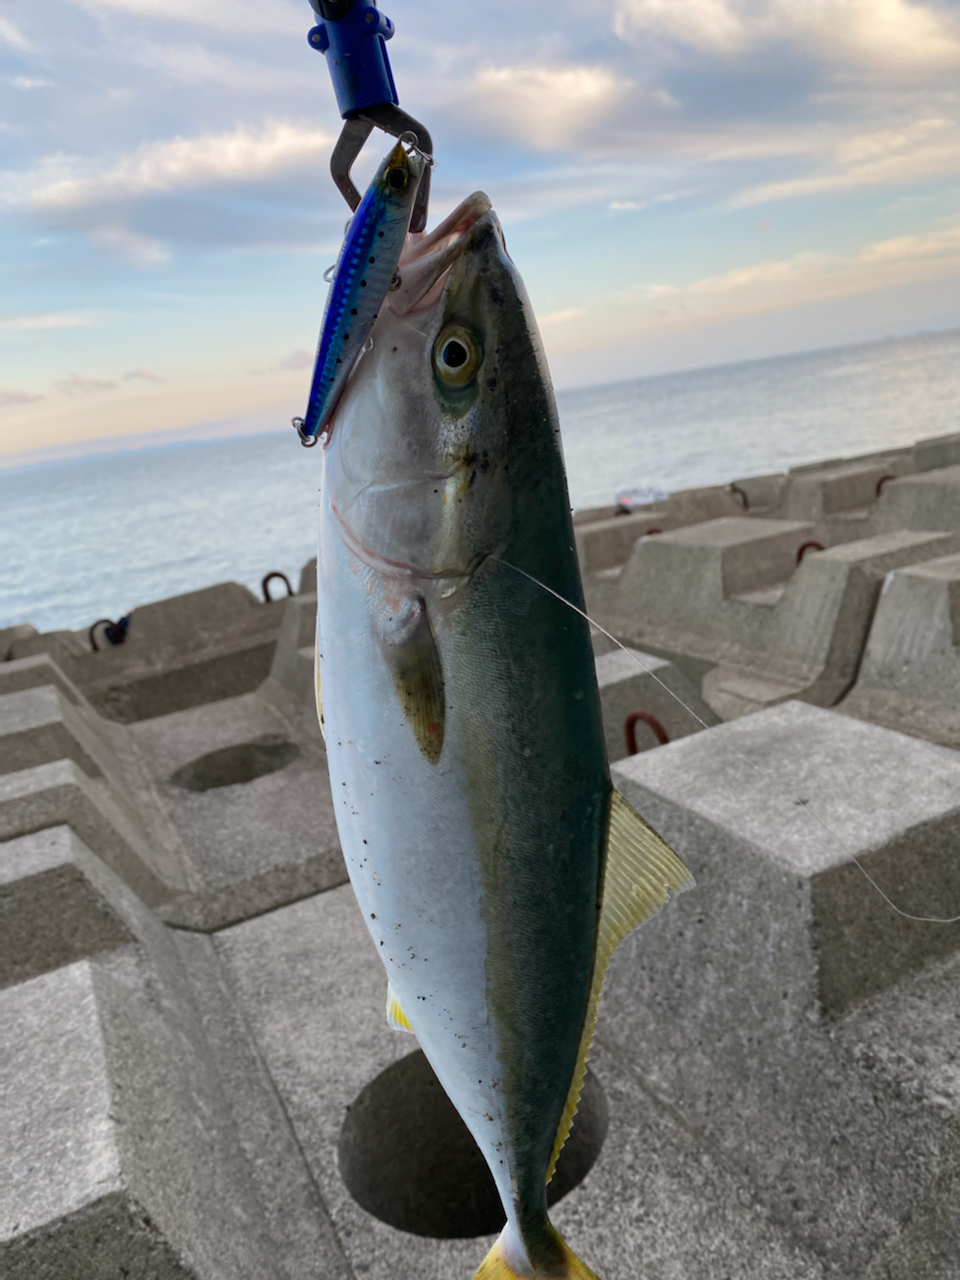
[2,327,958,636]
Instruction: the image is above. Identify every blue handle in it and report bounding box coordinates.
[308,0,399,119]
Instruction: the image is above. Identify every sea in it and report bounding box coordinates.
[2,328,958,636]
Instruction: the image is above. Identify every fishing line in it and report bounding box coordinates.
[491,555,960,926]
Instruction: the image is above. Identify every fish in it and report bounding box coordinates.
[316,192,693,1280]
[294,140,425,444]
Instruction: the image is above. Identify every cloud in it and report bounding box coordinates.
[451,63,677,152]
[277,349,313,371]
[541,308,586,324]
[12,76,49,90]
[92,223,169,263]
[613,0,960,73]
[0,387,44,407]
[734,116,960,205]
[18,121,335,213]
[0,310,102,333]
[859,223,960,262]
[126,40,314,91]
[123,368,164,383]
[53,372,118,394]
[0,17,32,50]
[64,0,302,36]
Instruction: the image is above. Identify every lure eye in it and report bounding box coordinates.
[387,165,408,191]
[433,326,481,388]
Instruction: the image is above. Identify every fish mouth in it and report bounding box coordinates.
[390,191,494,315]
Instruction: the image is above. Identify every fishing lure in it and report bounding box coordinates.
[293,138,426,447]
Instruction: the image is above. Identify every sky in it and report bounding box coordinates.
[1,0,959,467]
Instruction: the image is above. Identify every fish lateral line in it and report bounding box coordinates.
[489,555,960,927]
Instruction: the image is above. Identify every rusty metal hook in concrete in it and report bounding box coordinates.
[89,616,130,652]
[796,540,825,564]
[624,710,670,755]
[261,572,296,603]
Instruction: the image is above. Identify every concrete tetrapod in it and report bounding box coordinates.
[839,551,960,748]
[1,881,285,1279]
[602,701,960,1277]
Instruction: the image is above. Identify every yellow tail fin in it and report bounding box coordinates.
[472,1225,601,1279]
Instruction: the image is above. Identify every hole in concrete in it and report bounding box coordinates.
[170,735,300,792]
[338,1049,608,1239]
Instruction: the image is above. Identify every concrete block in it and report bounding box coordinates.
[873,464,960,535]
[665,483,747,523]
[575,511,668,573]
[267,592,316,705]
[0,760,174,906]
[595,647,719,762]
[785,462,911,522]
[604,702,960,1273]
[0,826,139,989]
[726,470,786,513]
[215,885,823,1280]
[915,430,960,472]
[298,557,317,594]
[0,623,37,660]
[9,583,286,724]
[130,691,344,930]
[839,551,960,748]
[611,517,814,655]
[0,685,116,780]
[572,504,621,526]
[1,917,283,1277]
[0,653,85,705]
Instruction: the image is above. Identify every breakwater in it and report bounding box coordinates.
[2,431,959,1279]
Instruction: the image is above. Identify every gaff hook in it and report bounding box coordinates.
[307,0,433,232]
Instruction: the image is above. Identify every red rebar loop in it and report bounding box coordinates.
[625,710,670,754]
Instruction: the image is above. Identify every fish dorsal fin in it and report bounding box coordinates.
[547,788,694,1181]
[380,594,445,764]
[386,982,415,1033]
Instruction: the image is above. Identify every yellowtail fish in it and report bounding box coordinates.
[316,192,693,1279]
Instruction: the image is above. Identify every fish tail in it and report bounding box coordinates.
[472,1223,601,1280]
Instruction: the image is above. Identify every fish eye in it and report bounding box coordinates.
[433,325,481,388]
[387,165,408,191]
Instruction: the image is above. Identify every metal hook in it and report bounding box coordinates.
[293,416,319,448]
[330,105,434,232]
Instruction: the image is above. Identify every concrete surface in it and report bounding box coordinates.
[0,826,137,989]
[604,701,960,1275]
[9,583,286,723]
[215,884,826,1280]
[873,464,960,535]
[839,551,960,749]
[0,759,176,907]
[595,646,719,762]
[3,434,959,1280]
[132,689,345,931]
[1,914,283,1278]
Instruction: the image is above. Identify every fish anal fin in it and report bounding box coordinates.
[380,594,444,764]
[548,789,693,1181]
[386,981,415,1034]
[473,1224,601,1279]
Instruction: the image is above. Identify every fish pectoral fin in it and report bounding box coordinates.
[548,789,694,1181]
[380,594,445,764]
[386,982,415,1034]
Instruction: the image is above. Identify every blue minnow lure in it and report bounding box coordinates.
[293,140,425,446]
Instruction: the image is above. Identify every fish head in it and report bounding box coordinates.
[323,194,558,583]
